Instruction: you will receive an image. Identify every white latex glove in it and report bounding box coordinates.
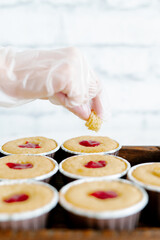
[0,47,104,120]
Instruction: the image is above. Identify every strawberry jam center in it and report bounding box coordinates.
[90,191,118,199]
[84,160,106,168]
[3,194,29,203]
[79,140,100,147]
[18,141,41,148]
[6,163,33,169]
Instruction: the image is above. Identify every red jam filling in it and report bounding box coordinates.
[84,160,106,168]
[6,163,33,169]
[18,141,41,148]
[3,194,29,203]
[90,191,118,199]
[79,140,100,147]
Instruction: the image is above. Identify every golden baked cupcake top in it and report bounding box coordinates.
[62,136,119,153]
[61,155,128,178]
[62,180,143,211]
[0,183,54,213]
[0,155,56,179]
[85,111,102,132]
[132,163,160,187]
[1,136,58,154]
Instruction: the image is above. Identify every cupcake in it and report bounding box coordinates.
[59,179,148,230]
[0,136,59,158]
[0,180,58,230]
[59,154,130,182]
[0,155,58,183]
[128,163,160,224]
[61,136,121,157]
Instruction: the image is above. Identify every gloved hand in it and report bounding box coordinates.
[0,47,104,120]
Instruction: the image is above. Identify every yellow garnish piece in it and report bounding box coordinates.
[85,111,102,132]
[153,167,160,177]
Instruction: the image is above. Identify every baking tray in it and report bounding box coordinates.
[0,146,160,240]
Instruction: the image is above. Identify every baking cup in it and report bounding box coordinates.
[59,155,130,183]
[0,180,58,230]
[127,163,160,224]
[0,155,58,183]
[59,178,148,230]
[61,139,121,157]
[0,141,60,159]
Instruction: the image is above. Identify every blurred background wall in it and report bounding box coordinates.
[0,0,160,145]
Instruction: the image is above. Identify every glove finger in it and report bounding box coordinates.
[91,94,103,119]
[50,92,91,120]
[91,88,111,121]
[68,104,91,120]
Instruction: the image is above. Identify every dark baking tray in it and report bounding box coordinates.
[0,146,160,240]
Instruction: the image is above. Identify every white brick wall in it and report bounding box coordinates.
[0,0,160,145]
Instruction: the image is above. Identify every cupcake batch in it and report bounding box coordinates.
[0,135,159,230]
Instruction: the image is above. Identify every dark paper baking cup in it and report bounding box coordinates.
[59,155,130,183]
[0,180,58,230]
[0,155,58,183]
[61,139,121,157]
[59,178,148,230]
[128,163,160,224]
[0,141,60,159]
